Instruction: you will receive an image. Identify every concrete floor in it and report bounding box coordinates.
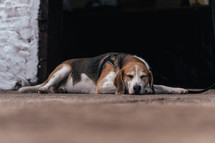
[0,90,215,143]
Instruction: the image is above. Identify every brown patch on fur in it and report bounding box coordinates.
[122,62,148,77]
[123,55,149,69]
[114,69,125,94]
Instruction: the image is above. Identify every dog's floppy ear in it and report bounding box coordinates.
[149,70,155,94]
[114,70,125,94]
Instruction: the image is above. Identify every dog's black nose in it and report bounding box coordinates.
[133,85,141,94]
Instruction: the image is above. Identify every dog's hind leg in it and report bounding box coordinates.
[153,84,188,94]
[39,64,71,94]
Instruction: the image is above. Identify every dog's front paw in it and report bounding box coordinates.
[38,87,49,94]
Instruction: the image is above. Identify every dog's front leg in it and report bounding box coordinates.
[96,78,116,94]
[96,83,116,94]
[96,63,116,94]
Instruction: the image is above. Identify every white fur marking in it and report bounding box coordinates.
[100,71,116,94]
[66,73,96,93]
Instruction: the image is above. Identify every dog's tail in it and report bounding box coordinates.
[18,84,43,93]
[188,82,215,94]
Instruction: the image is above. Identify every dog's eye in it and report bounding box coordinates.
[127,75,133,78]
[140,75,146,79]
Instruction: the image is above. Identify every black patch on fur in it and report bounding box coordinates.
[70,53,129,85]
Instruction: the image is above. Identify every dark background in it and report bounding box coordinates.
[47,0,215,88]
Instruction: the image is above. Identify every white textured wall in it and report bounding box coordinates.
[0,0,40,90]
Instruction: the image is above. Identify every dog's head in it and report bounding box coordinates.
[114,56,154,95]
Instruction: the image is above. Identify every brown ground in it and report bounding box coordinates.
[0,90,215,143]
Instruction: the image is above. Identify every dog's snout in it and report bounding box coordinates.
[133,85,141,94]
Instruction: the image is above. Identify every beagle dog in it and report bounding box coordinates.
[19,53,188,94]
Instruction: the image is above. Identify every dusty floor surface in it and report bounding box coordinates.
[0,90,215,143]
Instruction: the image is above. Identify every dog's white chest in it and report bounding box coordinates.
[65,73,96,93]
